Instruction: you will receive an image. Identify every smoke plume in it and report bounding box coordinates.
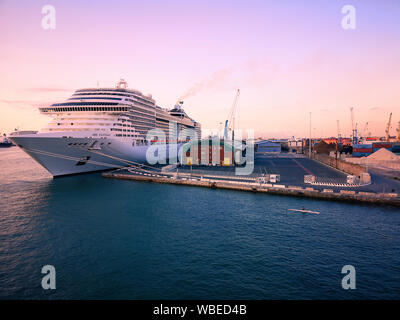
[178,67,233,102]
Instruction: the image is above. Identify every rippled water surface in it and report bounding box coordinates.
[1,147,400,299]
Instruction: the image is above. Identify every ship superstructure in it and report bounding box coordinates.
[9,80,201,176]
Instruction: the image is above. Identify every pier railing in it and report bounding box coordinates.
[103,170,400,206]
[304,174,370,188]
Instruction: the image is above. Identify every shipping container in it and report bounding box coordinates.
[372,142,394,149]
[352,152,372,157]
[392,144,400,154]
[353,148,373,153]
[353,143,372,149]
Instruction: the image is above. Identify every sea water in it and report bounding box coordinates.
[1,147,400,299]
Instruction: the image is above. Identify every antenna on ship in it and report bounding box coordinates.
[117,79,128,89]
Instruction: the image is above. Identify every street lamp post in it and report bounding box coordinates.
[309,112,312,158]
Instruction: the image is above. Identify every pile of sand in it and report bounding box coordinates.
[367,148,400,161]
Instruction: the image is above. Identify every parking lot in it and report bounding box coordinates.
[177,153,400,194]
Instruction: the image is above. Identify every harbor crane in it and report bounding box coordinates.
[350,107,354,133]
[350,107,358,144]
[385,112,392,142]
[224,89,240,141]
[335,120,341,163]
[397,121,400,143]
[337,120,342,146]
[363,122,369,138]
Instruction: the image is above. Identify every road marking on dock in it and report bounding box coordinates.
[291,158,314,176]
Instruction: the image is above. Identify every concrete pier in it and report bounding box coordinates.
[102,170,400,207]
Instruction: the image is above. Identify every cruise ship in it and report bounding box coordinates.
[9,80,201,177]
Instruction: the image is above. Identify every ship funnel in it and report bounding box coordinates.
[174,100,184,109]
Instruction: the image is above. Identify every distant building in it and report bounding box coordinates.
[314,140,336,155]
[254,140,281,153]
[288,139,303,153]
[322,138,338,145]
[321,137,352,146]
[182,138,238,166]
[341,138,352,146]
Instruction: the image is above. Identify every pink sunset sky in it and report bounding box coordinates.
[0,0,399,138]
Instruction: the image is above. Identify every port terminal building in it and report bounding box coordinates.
[181,138,243,166]
[254,140,281,153]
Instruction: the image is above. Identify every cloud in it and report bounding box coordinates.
[0,99,51,109]
[26,87,72,93]
[1,99,38,104]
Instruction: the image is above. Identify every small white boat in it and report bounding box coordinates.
[288,208,320,215]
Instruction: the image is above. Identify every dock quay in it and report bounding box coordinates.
[102,166,400,207]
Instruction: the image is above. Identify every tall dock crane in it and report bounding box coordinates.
[363,122,369,138]
[385,112,392,142]
[397,121,400,143]
[350,107,358,145]
[337,120,342,146]
[350,107,354,134]
[335,120,341,165]
[224,89,240,141]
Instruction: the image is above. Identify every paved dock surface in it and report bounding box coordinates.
[176,154,400,194]
[103,153,400,207]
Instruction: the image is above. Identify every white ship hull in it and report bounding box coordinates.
[10,133,179,177]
